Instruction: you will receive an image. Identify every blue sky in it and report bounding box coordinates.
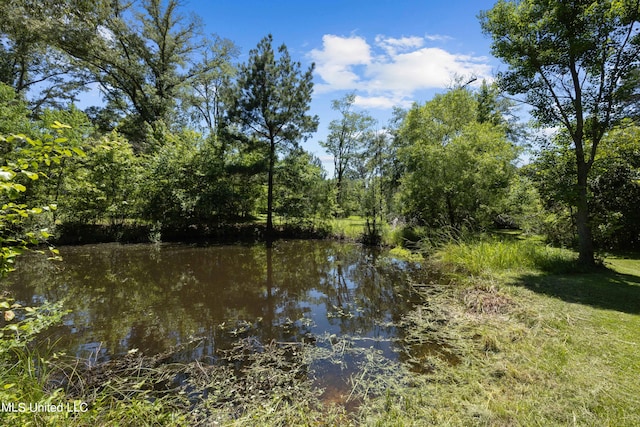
[101,1,506,173]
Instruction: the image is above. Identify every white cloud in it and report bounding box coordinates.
[375,35,424,56]
[309,35,371,92]
[354,94,411,110]
[424,33,453,42]
[318,155,335,164]
[367,48,491,92]
[309,34,493,108]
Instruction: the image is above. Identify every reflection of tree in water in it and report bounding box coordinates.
[126,321,172,355]
[3,240,434,378]
[318,245,413,343]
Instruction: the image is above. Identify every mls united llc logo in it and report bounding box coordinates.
[1,401,89,413]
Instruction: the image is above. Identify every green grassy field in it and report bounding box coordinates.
[361,241,640,426]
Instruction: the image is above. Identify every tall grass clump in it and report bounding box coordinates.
[438,239,578,276]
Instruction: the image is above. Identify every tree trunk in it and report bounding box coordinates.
[575,159,595,266]
[266,139,276,248]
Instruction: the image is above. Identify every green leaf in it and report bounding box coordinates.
[22,170,39,180]
[52,121,72,129]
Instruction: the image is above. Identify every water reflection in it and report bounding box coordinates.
[4,241,414,368]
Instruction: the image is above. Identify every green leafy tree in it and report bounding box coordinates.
[0,0,94,111]
[228,34,318,247]
[54,0,236,150]
[0,103,106,229]
[398,88,517,229]
[65,131,141,225]
[180,36,239,137]
[378,107,408,218]
[530,120,640,249]
[480,0,640,265]
[139,127,203,228]
[32,106,93,213]
[359,130,388,245]
[275,148,332,227]
[497,169,545,233]
[589,121,640,248]
[320,93,376,215]
[0,83,33,161]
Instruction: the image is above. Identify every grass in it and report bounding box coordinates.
[330,216,369,240]
[358,240,640,426]
[437,238,579,276]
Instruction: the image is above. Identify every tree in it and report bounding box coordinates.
[480,0,640,265]
[529,120,640,249]
[180,36,239,137]
[55,0,236,150]
[66,131,141,225]
[228,34,318,247]
[589,121,640,249]
[359,130,388,245]
[398,88,517,229]
[320,93,375,215]
[139,127,204,228]
[0,0,94,112]
[0,83,32,138]
[274,148,331,227]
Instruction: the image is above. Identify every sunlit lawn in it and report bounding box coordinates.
[362,243,640,426]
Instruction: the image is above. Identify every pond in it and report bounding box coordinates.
[4,240,431,405]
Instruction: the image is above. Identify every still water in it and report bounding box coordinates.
[4,240,422,398]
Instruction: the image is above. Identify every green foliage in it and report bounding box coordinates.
[1,125,78,276]
[26,107,92,219]
[140,128,204,227]
[398,88,518,229]
[0,298,67,353]
[180,36,239,135]
[64,131,140,225]
[589,120,640,249]
[229,34,318,244]
[0,1,89,111]
[221,144,267,220]
[529,120,640,249]
[496,171,545,232]
[480,0,640,132]
[321,92,376,215]
[480,0,640,264]
[0,297,69,427]
[0,83,32,136]
[275,149,332,225]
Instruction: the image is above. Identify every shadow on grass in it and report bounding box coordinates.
[514,264,640,315]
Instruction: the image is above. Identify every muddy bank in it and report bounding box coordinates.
[53,222,331,245]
